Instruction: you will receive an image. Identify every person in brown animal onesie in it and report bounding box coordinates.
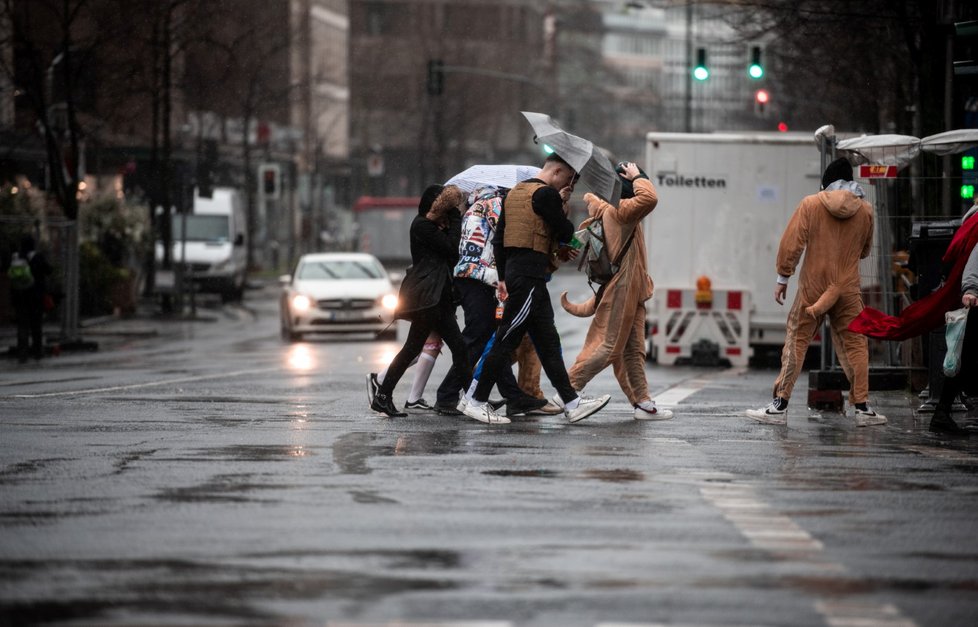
[745,157,886,427]
[560,162,673,420]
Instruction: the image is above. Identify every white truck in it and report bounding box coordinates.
[643,132,874,366]
[156,187,248,300]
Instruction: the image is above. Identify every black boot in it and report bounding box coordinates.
[371,392,406,418]
[929,408,969,438]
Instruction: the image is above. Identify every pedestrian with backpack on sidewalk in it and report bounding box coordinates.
[559,161,672,421]
[8,235,51,363]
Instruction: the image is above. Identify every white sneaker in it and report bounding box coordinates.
[564,394,611,423]
[529,401,564,415]
[855,407,887,427]
[462,402,511,425]
[634,400,674,421]
[456,396,469,413]
[745,400,787,425]
[551,390,582,410]
[551,392,565,409]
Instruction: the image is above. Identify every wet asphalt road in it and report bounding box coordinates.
[1,276,977,626]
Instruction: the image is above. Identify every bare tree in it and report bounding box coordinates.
[0,0,96,222]
[184,1,298,271]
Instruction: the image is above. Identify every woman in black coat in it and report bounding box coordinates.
[370,185,471,417]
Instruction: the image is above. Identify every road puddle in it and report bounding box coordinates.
[483,468,646,483]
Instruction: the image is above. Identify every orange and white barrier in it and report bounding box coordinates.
[651,282,752,367]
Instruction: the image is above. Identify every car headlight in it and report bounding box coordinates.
[380,293,398,310]
[291,294,313,313]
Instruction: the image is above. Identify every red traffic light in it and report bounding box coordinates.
[777,122,788,132]
[754,89,770,104]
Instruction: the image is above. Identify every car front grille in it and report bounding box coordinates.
[316,298,375,310]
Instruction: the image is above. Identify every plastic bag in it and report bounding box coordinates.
[943,307,969,377]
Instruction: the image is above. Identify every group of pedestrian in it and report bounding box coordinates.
[364,152,976,434]
[367,153,669,425]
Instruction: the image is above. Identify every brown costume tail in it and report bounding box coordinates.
[560,291,597,317]
[805,285,841,318]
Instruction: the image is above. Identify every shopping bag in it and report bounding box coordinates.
[943,307,969,377]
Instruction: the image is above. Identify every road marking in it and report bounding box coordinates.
[652,367,747,407]
[697,479,917,627]
[8,367,279,398]
[699,483,824,553]
[815,600,918,627]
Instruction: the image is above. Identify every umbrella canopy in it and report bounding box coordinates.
[521,111,621,205]
[919,129,978,156]
[444,164,541,192]
[835,130,978,169]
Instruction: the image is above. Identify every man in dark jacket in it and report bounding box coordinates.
[461,154,611,424]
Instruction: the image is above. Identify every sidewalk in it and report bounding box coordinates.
[0,283,264,363]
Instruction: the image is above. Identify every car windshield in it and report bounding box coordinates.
[297,259,385,280]
[171,215,229,242]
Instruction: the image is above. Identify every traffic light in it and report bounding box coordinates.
[963,153,976,200]
[748,45,764,79]
[693,48,709,81]
[259,164,280,200]
[754,89,770,115]
[427,59,444,96]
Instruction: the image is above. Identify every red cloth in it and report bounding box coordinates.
[848,215,978,341]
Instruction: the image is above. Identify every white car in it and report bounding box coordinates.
[279,253,398,342]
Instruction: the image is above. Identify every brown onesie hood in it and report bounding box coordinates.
[817,189,864,220]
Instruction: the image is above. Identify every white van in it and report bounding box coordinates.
[156,187,248,300]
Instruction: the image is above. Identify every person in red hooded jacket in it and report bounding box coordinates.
[849,202,978,435]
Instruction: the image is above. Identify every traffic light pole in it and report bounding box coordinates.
[684,1,693,132]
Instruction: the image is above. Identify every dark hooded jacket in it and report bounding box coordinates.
[394,188,462,320]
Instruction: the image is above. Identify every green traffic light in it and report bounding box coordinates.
[962,184,975,199]
[693,48,709,81]
[963,155,975,170]
[748,63,764,79]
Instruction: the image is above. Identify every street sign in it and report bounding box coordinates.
[367,154,384,177]
[858,164,898,179]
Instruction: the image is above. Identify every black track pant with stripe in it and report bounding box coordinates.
[472,274,577,404]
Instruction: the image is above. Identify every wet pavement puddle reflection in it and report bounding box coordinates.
[483,468,646,483]
[332,431,542,475]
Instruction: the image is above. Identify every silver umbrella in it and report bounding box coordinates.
[444,164,541,192]
[521,111,621,205]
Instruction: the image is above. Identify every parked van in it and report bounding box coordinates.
[156,187,248,300]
